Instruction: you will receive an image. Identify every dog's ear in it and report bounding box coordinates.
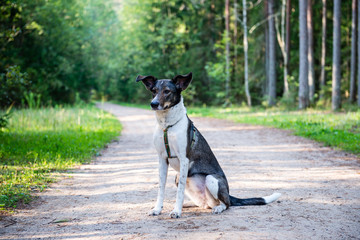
[136,75,157,91]
[172,72,192,91]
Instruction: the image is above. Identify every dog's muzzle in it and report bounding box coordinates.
[151,101,160,110]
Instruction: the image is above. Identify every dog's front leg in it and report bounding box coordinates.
[149,156,168,216]
[170,156,189,218]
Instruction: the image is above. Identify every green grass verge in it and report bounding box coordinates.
[187,107,360,155]
[115,101,359,155]
[0,105,122,209]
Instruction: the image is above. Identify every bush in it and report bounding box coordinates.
[0,66,31,108]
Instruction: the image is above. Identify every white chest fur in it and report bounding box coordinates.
[152,98,189,172]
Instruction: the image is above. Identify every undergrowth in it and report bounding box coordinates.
[187,107,360,155]
[0,105,122,209]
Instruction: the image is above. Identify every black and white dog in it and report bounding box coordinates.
[136,72,281,218]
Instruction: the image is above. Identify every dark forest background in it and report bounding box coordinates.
[1,0,359,110]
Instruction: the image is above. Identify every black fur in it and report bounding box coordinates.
[229,195,266,206]
[137,72,278,212]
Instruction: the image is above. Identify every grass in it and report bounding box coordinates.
[187,106,360,155]
[116,101,359,155]
[0,105,122,209]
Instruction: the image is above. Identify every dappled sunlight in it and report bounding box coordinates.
[3,104,359,240]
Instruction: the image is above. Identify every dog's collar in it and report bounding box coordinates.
[163,121,197,159]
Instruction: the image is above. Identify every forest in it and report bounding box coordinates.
[1,0,359,110]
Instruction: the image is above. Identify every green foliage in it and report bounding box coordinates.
[188,107,360,155]
[0,0,121,107]
[0,66,30,107]
[0,0,358,109]
[0,105,122,208]
[0,112,11,129]
[23,92,42,109]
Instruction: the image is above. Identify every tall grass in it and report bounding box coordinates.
[188,107,360,155]
[0,105,122,209]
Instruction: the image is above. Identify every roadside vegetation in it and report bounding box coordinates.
[115,101,359,155]
[187,106,360,155]
[0,105,122,209]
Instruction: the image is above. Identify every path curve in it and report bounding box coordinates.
[1,102,360,239]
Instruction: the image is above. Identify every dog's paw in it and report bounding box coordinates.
[149,208,162,216]
[212,205,226,214]
[169,209,181,218]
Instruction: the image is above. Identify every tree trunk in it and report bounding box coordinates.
[299,0,309,109]
[243,0,251,106]
[264,0,269,97]
[307,0,315,103]
[268,0,276,106]
[282,0,289,96]
[332,0,341,111]
[320,0,327,100]
[285,0,291,69]
[234,0,238,86]
[358,0,360,106]
[349,0,357,103]
[225,0,230,104]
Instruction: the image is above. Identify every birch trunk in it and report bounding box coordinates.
[282,0,289,96]
[299,0,309,109]
[320,0,327,100]
[243,0,251,106]
[349,0,357,103]
[332,0,341,111]
[264,0,269,96]
[268,0,276,106]
[307,0,315,103]
[285,0,291,69]
[358,0,360,106]
[234,0,238,86]
[225,0,230,104]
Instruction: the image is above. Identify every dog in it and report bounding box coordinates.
[136,72,281,218]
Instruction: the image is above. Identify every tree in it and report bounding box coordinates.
[332,0,341,111]
[358,0,360,106]
[268,0,276,106]
[299,0,309,109]
[242,0,252,106]
[307,0,315,103]
[265,0,269,97]
[225,0,230,104]
[349,0,357,103]
[319,0,327,100]
[234,0,238,86]
[275,0,289,97]
[285,0,291,81]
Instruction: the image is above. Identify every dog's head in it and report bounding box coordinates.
[136,72,192,111]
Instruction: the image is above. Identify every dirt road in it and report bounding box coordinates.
[1,102,360,239]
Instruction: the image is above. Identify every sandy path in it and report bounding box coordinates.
[1,102,360,240]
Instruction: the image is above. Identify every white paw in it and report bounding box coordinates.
[149,208,162,216]
[212,205,226,214]
[169,209,181,218]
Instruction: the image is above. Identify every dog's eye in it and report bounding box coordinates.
[164,90,171,94]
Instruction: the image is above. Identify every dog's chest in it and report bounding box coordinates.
[153,119,188,172]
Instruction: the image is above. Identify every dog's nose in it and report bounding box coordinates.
[151,101,159,109]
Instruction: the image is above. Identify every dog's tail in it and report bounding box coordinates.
[229,192,281,206]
